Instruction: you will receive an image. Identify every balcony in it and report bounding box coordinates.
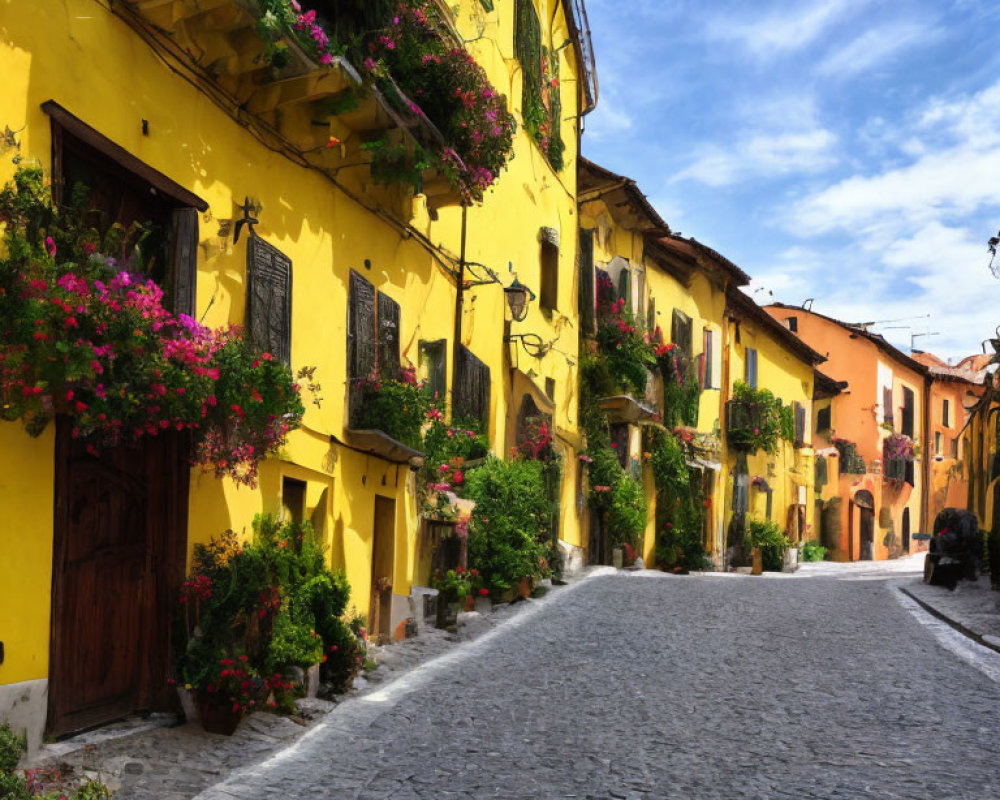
[598,395,660,426]
[116,0,473,208]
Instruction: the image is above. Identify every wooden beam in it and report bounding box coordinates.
[41,101,209,211]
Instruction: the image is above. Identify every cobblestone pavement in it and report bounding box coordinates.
[193,568,1000,800]
[36,599,530,799]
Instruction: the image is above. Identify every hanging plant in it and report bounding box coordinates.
[726,381,794,455]
[255,1,516,203]
[0,159,303,486]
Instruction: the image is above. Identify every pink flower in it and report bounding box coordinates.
[45,236,56,257]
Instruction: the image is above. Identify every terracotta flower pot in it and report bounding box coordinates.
[517,576,533,598]
[464,593,475,612]
[197,696,244,736]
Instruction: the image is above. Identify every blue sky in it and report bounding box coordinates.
[580,0,1000,361]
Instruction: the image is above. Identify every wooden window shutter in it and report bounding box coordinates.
[169,207,198,317]
[377,291,401,380]
[636,271,646,323]
[348,270,377,421]
[617,269,631,310]
[579,228,595,334]
[883,386,894,425]
[671,309,692,359]
[697,353,707,390]
[703,329,714,389]
[943,398,950,427]
[745,348,758,389]
[647,297,656,335]
[455,346,490,426]
[794,402,806,447]
[515,0,542,119]
[902,387,915,437]
[246,236,292,364]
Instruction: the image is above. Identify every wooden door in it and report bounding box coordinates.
[860,508,875,561]
[902,508,911,553]
[370,497,396,644]
[48,422,188,737]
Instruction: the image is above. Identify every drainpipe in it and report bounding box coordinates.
[451,205,469,407]
[921,373,932,534]
[719,283,733,564]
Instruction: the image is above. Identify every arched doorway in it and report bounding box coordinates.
[902,508,911,554]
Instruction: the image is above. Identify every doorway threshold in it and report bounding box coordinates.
[33,713,179,764]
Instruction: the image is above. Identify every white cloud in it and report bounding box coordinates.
[705,1,855,57]
[584,100,634,140]
[817,22,937,77]
[673,128,837,187]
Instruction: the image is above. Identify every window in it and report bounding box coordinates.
[515,0,563,168]
[817,404,831,433]
[45,100,205,317]
[282,477,306,523]
[703,329,714,389]
[348,270,402,419]
[419,339,448,403]
[883,386,894,426]
[617,268,631,310]
[794,402,807,447]
[247,236,293,365]
[578,228,595,334]
[377,292,401,380]
[935,431,943,456]
[952,437,959,458]
[635,270,646,324]
[545,377,556,402]
[671,309,692,359]
[454,345,491,426]
[745,348,758,389]
[943,398,950,428]
[904,459,915,487]
[901,386,915,437]
[540,228,559,311]
[785,316,798,333]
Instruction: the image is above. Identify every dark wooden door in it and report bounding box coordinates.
[860,507,875,561]
[902,508,911,553]
[370,497,396,644]
[48,421,189,737]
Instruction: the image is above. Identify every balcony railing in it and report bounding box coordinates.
[117,0,468,208]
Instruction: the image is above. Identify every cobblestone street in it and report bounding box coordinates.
[194,567,1000,800]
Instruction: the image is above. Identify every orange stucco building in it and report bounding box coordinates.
[765,304,929,561]
[912,352,985,527]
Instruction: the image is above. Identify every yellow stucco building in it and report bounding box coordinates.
[0,0,597,750]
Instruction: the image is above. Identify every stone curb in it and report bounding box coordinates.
[897,585,1000,657]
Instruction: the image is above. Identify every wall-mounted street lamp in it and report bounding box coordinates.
[504,277,534,322]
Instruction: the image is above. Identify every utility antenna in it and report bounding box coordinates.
[852,313,931,332]
[911,331,940,352]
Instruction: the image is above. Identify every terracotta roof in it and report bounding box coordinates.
[578,158,670,235]
[912,351,986,385]
[766,302,930,378]
[814,368,848,399]
[727,288,826,367]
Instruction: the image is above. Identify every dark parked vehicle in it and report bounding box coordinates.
[923,508,983,589]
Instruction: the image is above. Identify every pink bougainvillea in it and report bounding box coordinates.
[0,162,304,486]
